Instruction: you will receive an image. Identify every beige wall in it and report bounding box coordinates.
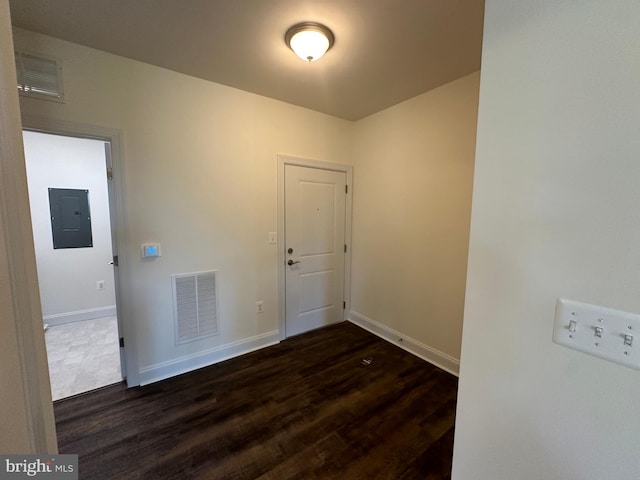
[0,0,56,453]
[350,72,479,371]
[453,2,640,478]
[13,27,354,382]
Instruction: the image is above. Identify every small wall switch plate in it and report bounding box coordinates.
[268,232,277,244]
[553,298,640,369]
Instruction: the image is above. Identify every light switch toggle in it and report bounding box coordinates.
[553,299,640,370]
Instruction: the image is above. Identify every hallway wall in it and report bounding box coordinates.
[0,0,57,453]
[453,2,640,478]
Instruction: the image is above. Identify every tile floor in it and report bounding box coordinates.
[44,315,123,401]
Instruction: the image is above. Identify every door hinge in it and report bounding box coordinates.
[112,255,119,267]
[345,185,348,194]
[344,244,347,253]
[119,337,125,348]
[343,301,346,309]
[107,167,113,180]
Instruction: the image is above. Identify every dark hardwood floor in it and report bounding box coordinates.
[54,322,458,479]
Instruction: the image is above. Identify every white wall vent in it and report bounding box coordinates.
[15,51,64,102]
[172,271,219,345]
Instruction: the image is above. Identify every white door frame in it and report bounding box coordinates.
[21,114,140,387]
[277,154,353,341]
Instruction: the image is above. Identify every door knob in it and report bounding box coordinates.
[287,259,300,266]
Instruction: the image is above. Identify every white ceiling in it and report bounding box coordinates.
[9,0,484,121]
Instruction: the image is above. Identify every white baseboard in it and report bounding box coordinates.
[348,310,460,376]
[139,330,280,386]
[43,305,117,326]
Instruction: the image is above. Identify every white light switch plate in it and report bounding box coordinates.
[553,298,640,369]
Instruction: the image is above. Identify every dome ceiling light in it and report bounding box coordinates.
[285,22,335,62]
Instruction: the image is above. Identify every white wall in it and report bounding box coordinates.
[23,131,116,322]
[453,2,640,479]
[13,27,354,383]
[349,72,479,373]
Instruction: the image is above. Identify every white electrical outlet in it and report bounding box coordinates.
[256,301,264,313]
[553,298,640,369]
[96,280,105,291]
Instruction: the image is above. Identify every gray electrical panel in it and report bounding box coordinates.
[48,188,93,249]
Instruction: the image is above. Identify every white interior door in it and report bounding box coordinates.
[285,165,346,337]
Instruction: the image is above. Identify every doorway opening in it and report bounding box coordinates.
[23,130,124,400]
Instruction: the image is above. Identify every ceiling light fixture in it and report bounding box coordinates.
[285,22,334,62]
